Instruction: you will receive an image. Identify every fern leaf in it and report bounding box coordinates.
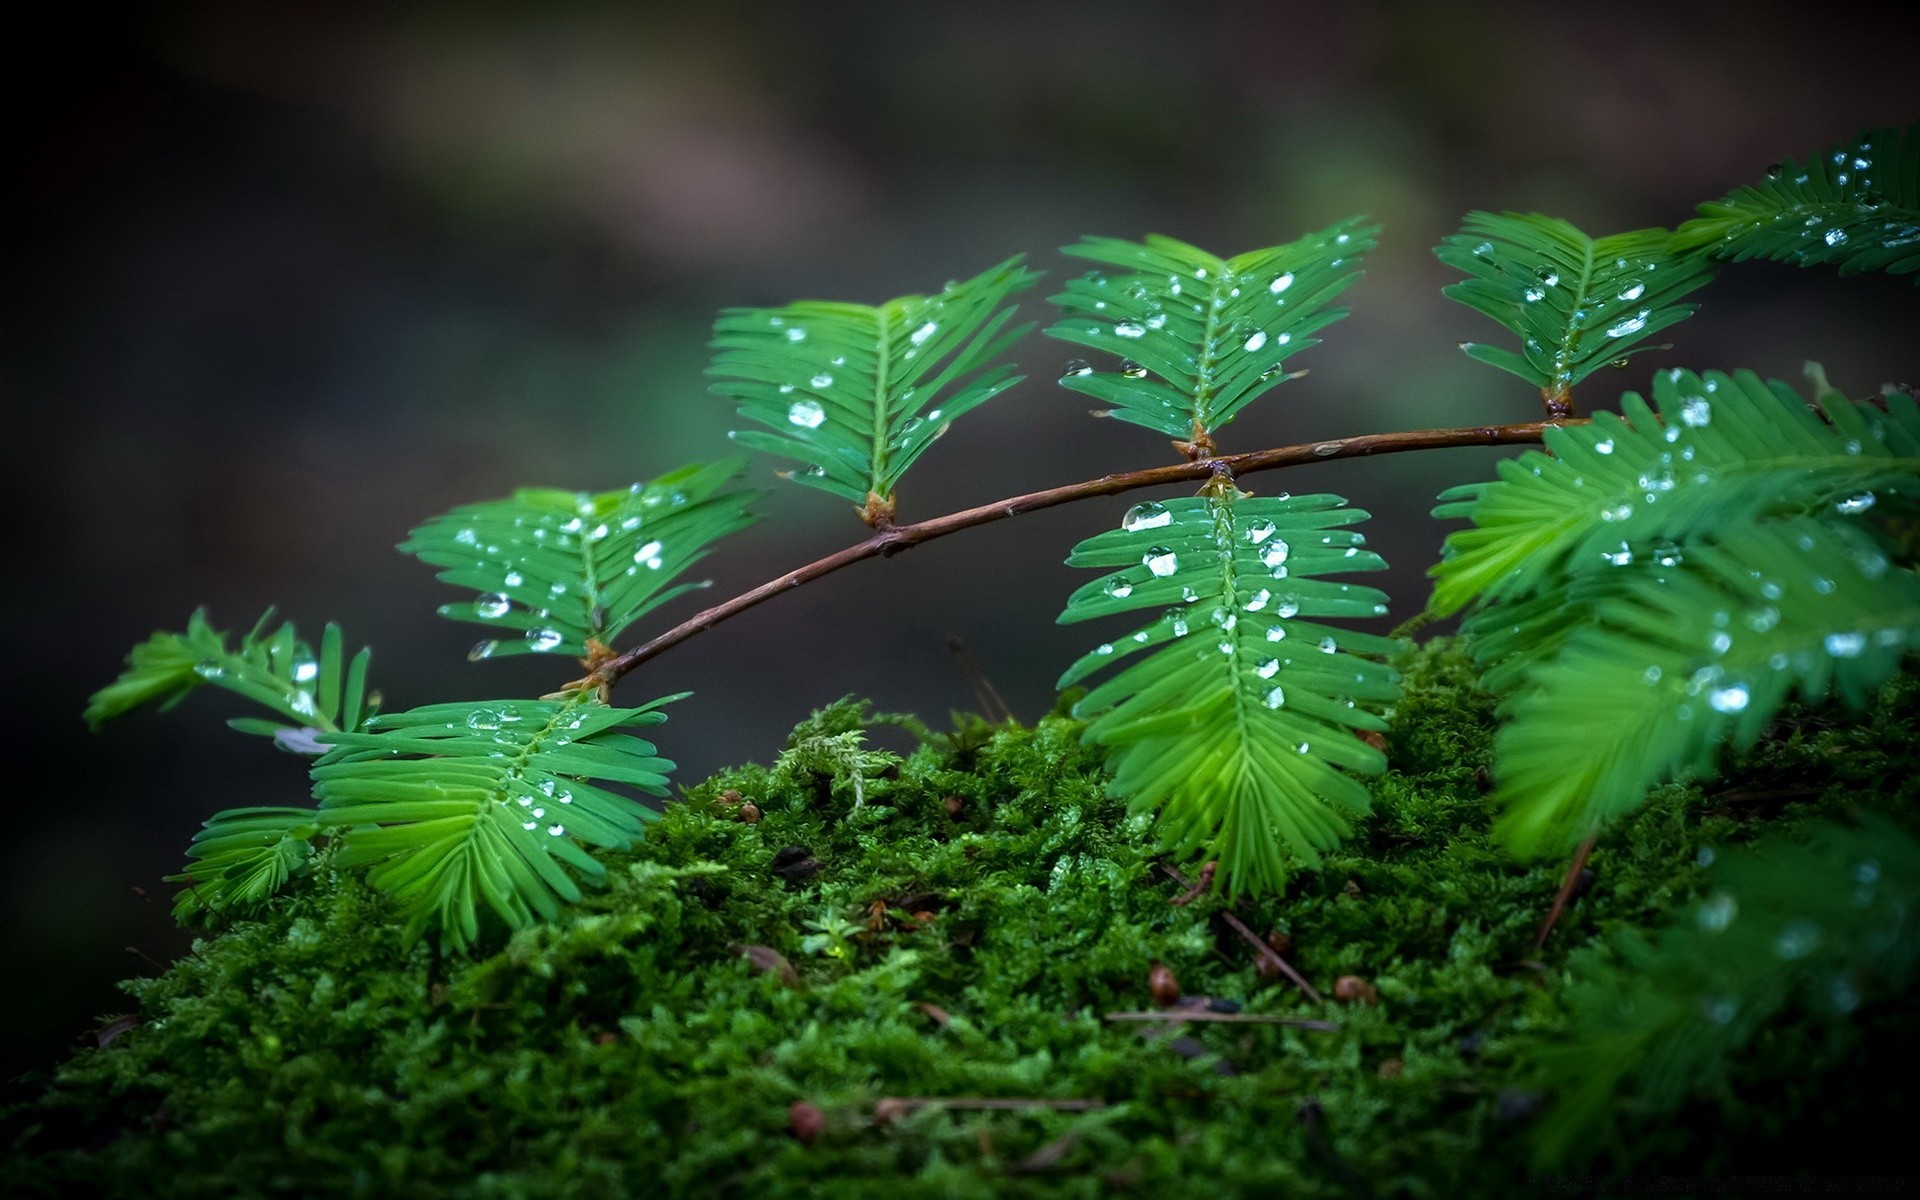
[1532,813,1920,1167]
[708,257,1038,509]
[1436,214,1715,401]
[402,459,758,661]
[1429,368,1920,618]
[86,608,377,739]
[167,806,321,922]
[1045,219,1375,443]
[1057,484,1399,894]
[310,693,681,949]
[1673,123,1920,282]
[1491,519,1920,857]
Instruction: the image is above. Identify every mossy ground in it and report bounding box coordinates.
[8,640,1917,1198]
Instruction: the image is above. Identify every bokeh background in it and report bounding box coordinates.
[6,1,1915,1083]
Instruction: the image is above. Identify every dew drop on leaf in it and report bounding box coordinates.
[1243,330,1269,352]
[476,593,510,619]
[1104,578,1133,600]
[1142,548,1179,577]
[1708,684,1750,713]
[1063,359,1093,377]
[1122,501,1173,532]
[527,628,564,652]
[1114,321,1146,339]
[788,399,827,429]
[1679,398,1712,427]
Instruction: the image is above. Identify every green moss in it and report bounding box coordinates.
[10,639,1917,1197]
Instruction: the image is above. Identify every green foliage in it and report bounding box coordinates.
[1056,484,1398,893]
[1436,213,1714,399]
[311,693,682,950]
[402,458,758,661]
[1045,219,1374,442]
[1488,519,1920,856]
[1674,123,1920,282]
[1428,367,1920,619]
[167,806,321,922]
[709,257,1039,509]
[1533,811,1920,1167]
[85,607,375,740]
[20,650,1918,1197]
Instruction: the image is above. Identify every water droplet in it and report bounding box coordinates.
[1316,636,1337,654]
[1824,631,1866,658]
[1261,541,1290,570]
[1142,548,1179,577]
[1104,578,1134,600]
[1708,631,1733,656]
[1243,330,1269,352]
[1605,311,1649,337]
[788,399,827,429]
[467,708,501,731]
[910,321,938,345]
[1536,268,1559,287]
[292,660,319,683]
[1114,321,1146,339]
[1170,616,1190,637]
[1312,442,1341,457]
[1824,227,1849,247]
[1774,920,1820,960]
[1120,359,1147,379]
[1122,501,1173,532]
[1095,643,1113,656]
[475,593,511,619]
[1836,492,1876,515]
[1255,658,1280,679]
[1708,684,1750,713]
[1600,503,1634,523]
[1264,686,1286,710]
[1274,597,1301,619]
[1679,398,1712,427]
[1643,665,1663,685]
[1063,359,1093,377]
[1603,543,1633,566]
[1265,625,1287,642]
[468,640,498,662]
[1146,313,1168,330]
[634,540,664,569]
[1593,438,1615,455]
[1697,891,1738,932]
[1617,282,1645,301]
[1523,286,1545,302]
[809,372,834,389]
[1269,272,1294,294]
[528,628,564,652]
[1245,519,1277,545]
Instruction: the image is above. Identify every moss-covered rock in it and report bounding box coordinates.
[9,639,1917,1197]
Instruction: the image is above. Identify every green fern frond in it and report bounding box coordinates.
[1429,368,1920,618]
[709,257,1039,510]
[1531,813,1920,1167]
[1673,123,1920,282]
[1045,219,1375,443]
[1057,484,1399,894]
[86,608,376,742]
[1491,519,1920,857]
[1436,214,1715,400]
[402,459,758,662]
[310,693,681,950]
[167,806,321,922]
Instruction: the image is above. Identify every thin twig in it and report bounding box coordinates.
[1218,911,1324,1005]
[1531,833,1598,955]
[586,421,1569,689]
[1105,1011,1338,1030]
[948,634,1016,724]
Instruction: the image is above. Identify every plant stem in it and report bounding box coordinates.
[586,420,1572,689]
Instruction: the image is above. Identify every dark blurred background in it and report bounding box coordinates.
[5,1,1915,1082]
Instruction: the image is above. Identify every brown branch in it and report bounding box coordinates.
[1531,833,1598,955]
[585,420,1570,690]
[1217,911,1324,1005]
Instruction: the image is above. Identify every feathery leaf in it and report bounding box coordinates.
[310,693,681,950]
[403,459,758,662]
[1046,219,1375,443]
[167,806,321,922]
[86,608,377,740]
[1532,813,1920,1167]
[1490,519,1920,857]
[1437,213,1714,401]
[1428,368,1920,618]
[709,257,1039,509]
[1058,484,1398,894]
[1673,123,1920,282]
